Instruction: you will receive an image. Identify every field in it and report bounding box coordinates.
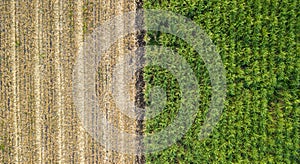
[0,0,141,163]
[144,0,299,163]
[0,0,299,163]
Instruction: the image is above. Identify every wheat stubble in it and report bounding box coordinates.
[0,0,144,163]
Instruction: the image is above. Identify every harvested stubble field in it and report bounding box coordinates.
[0,0,299,163]
[0,0,143,163]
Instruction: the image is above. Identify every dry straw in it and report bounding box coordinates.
[0,0,143,163]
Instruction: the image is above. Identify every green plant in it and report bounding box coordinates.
[143,0,299,163]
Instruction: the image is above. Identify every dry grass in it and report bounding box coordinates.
[0,0,142,163]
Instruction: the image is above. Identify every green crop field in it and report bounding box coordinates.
[143,0,299,163]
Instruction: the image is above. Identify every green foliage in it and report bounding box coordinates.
[143,0,299,163]
[15,41,20,48]
[0,144,4,152]
[144,65,182,133]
